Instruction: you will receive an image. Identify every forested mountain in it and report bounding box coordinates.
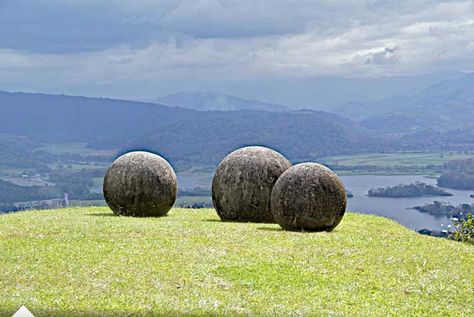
[125,109,386,167]
[0,91,197,148]
[157,92,289,112]
[2,85,474,170]
[0,91,384,167]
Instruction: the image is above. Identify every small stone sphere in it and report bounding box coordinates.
[212,146,292,223]
[270,163,346,232]
[103,151,177,217]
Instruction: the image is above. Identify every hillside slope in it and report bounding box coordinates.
[0,91,198,148]
[126,109,385,166]
[0,208,472,316]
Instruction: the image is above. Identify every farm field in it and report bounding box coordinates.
[33,142,117,158]
[321,151,474,167]
[0,208,472,316]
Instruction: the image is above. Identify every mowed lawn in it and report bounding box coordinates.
[0,208,473,316]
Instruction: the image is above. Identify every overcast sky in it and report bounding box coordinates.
[0,0,472,101]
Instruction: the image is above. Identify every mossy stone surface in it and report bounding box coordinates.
[271,163,346,231]
[212,146,292,223]
[103,151,177,217]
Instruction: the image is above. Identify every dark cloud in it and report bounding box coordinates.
[0,0,439,54]
[0,1,175,53]
[0,0,472,98]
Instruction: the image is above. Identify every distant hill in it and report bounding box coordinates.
[2,89,474,169]
[350,73,474,133]
[0,91,197,148]
[150,72,463,110]
[360,113,434,134]
[406,73,474,122]
[125,109,386,167]
[156,92,289,112]
[0,90,385,167]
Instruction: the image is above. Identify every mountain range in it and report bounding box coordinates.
[0,72,473,168]
[340,73,474,133]
[0,91,381,167]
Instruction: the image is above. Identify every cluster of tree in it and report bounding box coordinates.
[437,158,474,190]
[177,187,211,197]
[0,180,60,203]
[413,201,473,218]
[368,182,452,198]
[0,167,105,204]
[176,201,213,209]
[48,168,105,200]
[0,199,67,213]
[442,158,474,173]
[438,174,474,190]
[0,138,113,177]
[0,143,48,170]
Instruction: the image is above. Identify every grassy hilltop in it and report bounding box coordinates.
[0,208,473,316]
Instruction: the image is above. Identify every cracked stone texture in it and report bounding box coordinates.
[212,146,292,223]
[103,151,177,217]
[270,163,346,232]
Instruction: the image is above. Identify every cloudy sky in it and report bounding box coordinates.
[0,0,472,103]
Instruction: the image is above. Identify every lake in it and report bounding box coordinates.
[341,175,474,231]
[178,173,474,231]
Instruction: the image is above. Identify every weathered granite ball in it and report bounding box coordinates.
[270,163,346,232]
[212,146,292,223]
[103,151,177,217]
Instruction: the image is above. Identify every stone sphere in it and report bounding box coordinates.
[103,151,177,217]
[212,146,292,223]
[270,163,346,232]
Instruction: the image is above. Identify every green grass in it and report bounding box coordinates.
[1,208,473,316]
[321,151,474,168]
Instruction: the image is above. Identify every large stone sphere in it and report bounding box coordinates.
[212,146,292,223]
[270,163,346,232]
[103,151,177,217]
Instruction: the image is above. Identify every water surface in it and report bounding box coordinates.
[341,175,473,231]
